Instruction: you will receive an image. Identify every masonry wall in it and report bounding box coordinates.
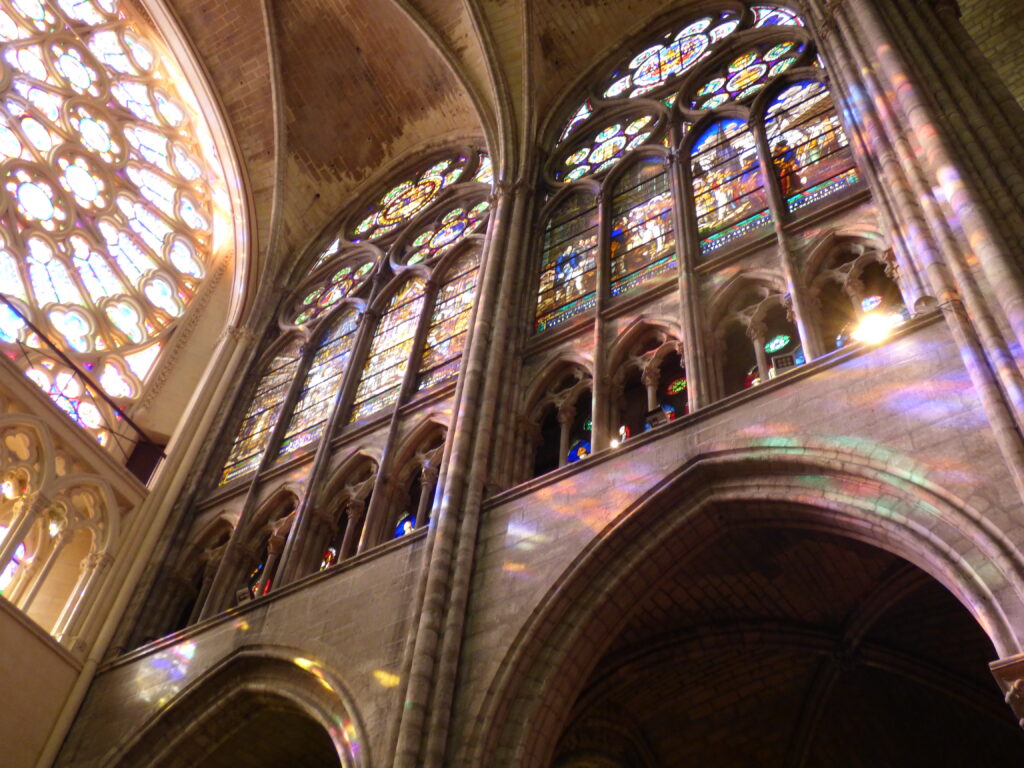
[959,0,1024,108]
[56,534,428,768]
[449,316,1024,759]
[0,600,80,768]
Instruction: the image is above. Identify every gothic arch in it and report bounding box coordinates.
[466,442,1024,768]
[100,646,368,768]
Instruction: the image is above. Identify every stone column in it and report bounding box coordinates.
[807,0,1024,494]
[667,149,710,412]
[186,557,219,626]
[557,404,576,467]
[56,551,113,644]
[414,466,439,530]
[750,323,770,382]
[253,533,285,597]
[0,492,48,576]
[17,534,67,613]
[752,119,824,360]
[642,365,660,413]
[339,498,365,560]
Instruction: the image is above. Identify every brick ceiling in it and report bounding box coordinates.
[555,526,1024,767]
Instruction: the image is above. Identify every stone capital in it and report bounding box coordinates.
[990,653,1024,728]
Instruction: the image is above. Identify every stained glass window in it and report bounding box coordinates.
[417,250,480,390]
[472,153,493,185]
[0,526,26,594]
[278,310,360,456]
[610,158,676,297]
[218,344,301,484]
[601,13,740,99]
[690,119,771,255]
[352,157,469,241]
[752,5,805,27]
[291,257,374,326]
[559,100,592,144]
[350,278,426,421]
[557,115,656,183]
[402,199,489,265]
[0,0,225,403]
[689,41,806,110]
[766,81,858,213]
[535,192,598,333]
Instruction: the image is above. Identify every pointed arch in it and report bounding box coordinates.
[467,443,1024,768]
[101,646,368,768]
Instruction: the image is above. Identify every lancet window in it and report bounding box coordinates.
[535,3,863,334]
[216,151,491,488]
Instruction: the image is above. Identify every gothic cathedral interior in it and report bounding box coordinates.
[2,0,1024,766]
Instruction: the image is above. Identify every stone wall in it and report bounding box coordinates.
[959,0,1024,108]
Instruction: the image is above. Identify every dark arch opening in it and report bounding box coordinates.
[197,701,339,768]
[551,525,1024,767]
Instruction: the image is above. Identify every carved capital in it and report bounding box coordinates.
[990,653,1024,729]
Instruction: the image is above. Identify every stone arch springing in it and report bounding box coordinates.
[100,647,369,768]
[467,443,1024,768]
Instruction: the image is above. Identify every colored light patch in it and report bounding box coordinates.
[666,377,687,395]
[765,333,791,353]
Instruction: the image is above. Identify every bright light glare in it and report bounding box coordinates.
[851,312,901,344]
[610,439,620,449]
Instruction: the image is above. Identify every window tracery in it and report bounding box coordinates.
[0,0,229,427]
[536,2,864,336]
[215,151,491,487]
[218,343,301,485]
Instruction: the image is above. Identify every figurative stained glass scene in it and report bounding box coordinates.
[0,0,224,423]
[691,120,771,255]
[610,158,676,297]
[539,2,862,335]
[766,81,858,213]
[278,310,360,457]
[417,250,480,390]
[350,278,426,421]
[219,347,301,484]
[535,193,598,333]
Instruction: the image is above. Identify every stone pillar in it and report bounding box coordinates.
[198,540,246,619]
[750,323,770,382]
[0,492,48,576]
[557,404,575,467]
[253,533,285,597]
[642,367,660,412]
[667,149,710,411]
[414,466,439,529]
[186,557,219,626]
[17,534,67,613]
[56,551,113,644]
[339,499,365,560]
[752,120,825,361]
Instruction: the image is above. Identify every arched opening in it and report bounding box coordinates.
[471,449,1024,768]
[102,650,366,768]
[197,699,340,768]
[552,525,1024,766]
